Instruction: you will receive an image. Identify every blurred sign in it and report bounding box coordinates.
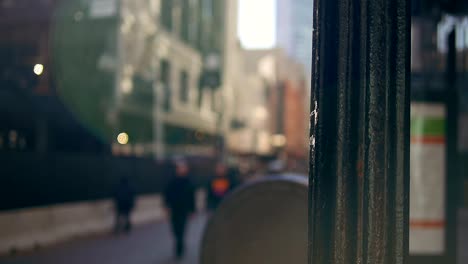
[90,0,117,18]
[205,53,221,71]
[230,119,246,130]
[410,103,446,254]
[201,71,221,89]
[412,0,468,15]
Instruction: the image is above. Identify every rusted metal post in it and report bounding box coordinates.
[309,0,411,263]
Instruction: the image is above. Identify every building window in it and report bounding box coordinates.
[181,0,190,42]
[179,71,189,103]
[198,77,204,108]
[198,0,213,51]
[160,60,171,111]
[189,0,200,46]
[161,0,173,31]
[211,90,216,112]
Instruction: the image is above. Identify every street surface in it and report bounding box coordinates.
[0,215,207,264]
[1,211,468,264]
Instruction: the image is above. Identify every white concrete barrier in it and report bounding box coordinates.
[0,194,164,255]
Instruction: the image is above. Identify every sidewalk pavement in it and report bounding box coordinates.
[0,214,207,264]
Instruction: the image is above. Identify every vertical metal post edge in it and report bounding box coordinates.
[309,0,411,263]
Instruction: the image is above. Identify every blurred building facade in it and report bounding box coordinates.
[276,0,313,75]
[0,0,110,155]
[0,0,238,210]
[259,48,309,168]
[0,0,311,163]
[226,46,276,157]
[108,0,233,159]
[0,0,240,160]
[227,47,309,169]
[283,79,308,162]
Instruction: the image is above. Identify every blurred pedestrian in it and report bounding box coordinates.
[113,176,135,234]
[207,163,234,211]
[164,160,195,260]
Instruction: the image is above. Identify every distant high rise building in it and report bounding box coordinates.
[276,0,313,75]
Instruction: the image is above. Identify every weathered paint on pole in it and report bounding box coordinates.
[309,0,411,263]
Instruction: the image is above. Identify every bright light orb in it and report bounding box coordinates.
[117,132,129,145]
[34,64,44,76]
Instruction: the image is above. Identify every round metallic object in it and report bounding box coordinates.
[200,174,308,264]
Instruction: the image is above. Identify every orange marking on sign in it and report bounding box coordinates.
[411,136,445,144]
[410,220,445,229]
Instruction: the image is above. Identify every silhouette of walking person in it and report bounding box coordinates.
[164,160,195,260]
[113,177,135,234]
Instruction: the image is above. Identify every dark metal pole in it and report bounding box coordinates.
[445,29,458,264]
[309,0,411,263]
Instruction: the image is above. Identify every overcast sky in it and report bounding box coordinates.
[238,0,276,49]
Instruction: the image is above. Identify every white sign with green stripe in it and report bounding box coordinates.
[410,103,446,255]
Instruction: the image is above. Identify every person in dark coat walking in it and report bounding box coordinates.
[164,160,195,260]
[113,177,135,234]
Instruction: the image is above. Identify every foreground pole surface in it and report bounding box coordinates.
[309,0,411,263]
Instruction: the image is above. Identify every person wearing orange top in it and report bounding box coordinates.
[206,163,234,210]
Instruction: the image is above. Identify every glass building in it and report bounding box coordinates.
[276,0,313,75]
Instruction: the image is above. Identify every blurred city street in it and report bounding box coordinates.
[2,211,468,263]
[0,215,207,264]
[1,0,468,263]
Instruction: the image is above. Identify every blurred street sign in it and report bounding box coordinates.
[201,71,221,89]
[90,0,117,18]
[201,53,222,89]
[205,53,221,71]
[410,103,447,254]
[230,119,246,130]
[412,0,468,15]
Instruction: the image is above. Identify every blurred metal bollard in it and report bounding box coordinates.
[200,175,308,264]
